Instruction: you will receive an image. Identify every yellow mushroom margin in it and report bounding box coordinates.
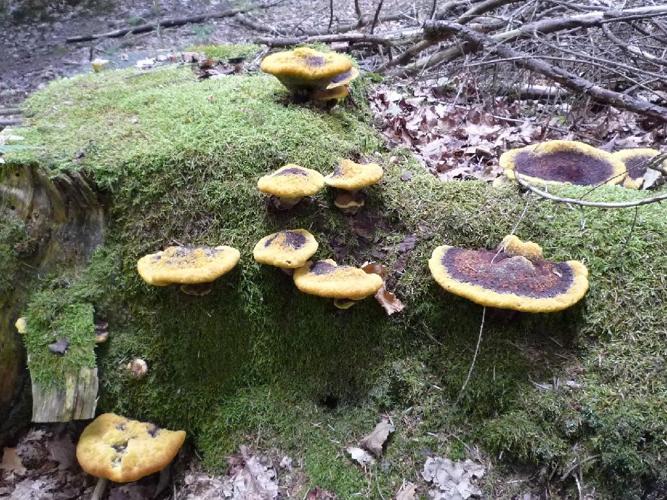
[260,47,353,91]
[253,229,318,269]
[500,140,626,187]
[324,159,383,190]
[293,259,383,300]
[137,245,240,286]
[76,413,186,483]
[428,240,589,313]
[612,148,666,189]
[257,165,325,199]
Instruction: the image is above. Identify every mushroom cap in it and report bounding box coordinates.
[293,259,384,300]
[257,164,325,198]
[260,47,353,90]
[500,140,626,187]
[612,148,665,189]
[76,413,186,483]
[326,67,359,89]
[253,229,319,269]
[333,191,365,211]
[137,245,240,286]
[428,236,589,313]
[15,317,27,334]
[498,234,543,260]
[324,159,383,190]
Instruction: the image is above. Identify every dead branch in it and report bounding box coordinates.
[423,21,667,121]
[0,108,21,116]
[65,3,281,43]
[0,119,22,127]
[370,0,385,35]
[256,29,420,48]
[400,4,667,74]
[516,174,667,208]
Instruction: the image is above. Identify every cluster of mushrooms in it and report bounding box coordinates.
[134,158,387,310]
[65,49,666,496]
[499,139,666,189]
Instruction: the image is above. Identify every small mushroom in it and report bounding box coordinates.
[293,259,383,309]
[611,148,666,189]
[428,235,589,313]
[137,245,240,296]
[76,413,186,500]
[500,140,626,187]
[253,229,318,275]
[257,165,325,210]
[126,358,148,379]
[15,317,27,334]
[324,159,383,215]
[260,47,353,96]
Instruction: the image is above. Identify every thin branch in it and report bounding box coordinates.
[516,174,667,208]
[455,307,486,405]
[370,0,385,34]
[327,0,334,32]
[407,21,667,121]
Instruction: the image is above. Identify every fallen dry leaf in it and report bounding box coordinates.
[346,447,374,467]
[359,418,395,457]
[374,286,405,316]
[47,338,69,355]
[1,447,26,475]
[422,457,485,500]
[396,481,418,500]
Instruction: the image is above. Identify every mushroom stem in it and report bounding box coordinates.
[179,283,213,296]
[334,298,357,310]
[273,196,303,210]
[280,268,294,276]
[90,477,108,500]
[333,189,365,215]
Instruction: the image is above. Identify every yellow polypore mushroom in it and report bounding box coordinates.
[137,245,240,295]
[500,140,626,187]
[260,47,353,92]
[257,164,325,209]
[253,229,318,272]
[611,148,666,189]
[428,235,589,313]
[324,159,383,214]
[76,413,186,499]
[293,259,383,309]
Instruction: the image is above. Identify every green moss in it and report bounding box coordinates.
[0,215,27,296]
[4,65,666,497]
[187,43,262,61]
[23,295,95,387]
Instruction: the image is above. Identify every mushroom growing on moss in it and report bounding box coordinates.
[500,140,626,187]
[293,259,383,309]
[76,413,186,500]
[260,47,353,97]
[428,235,589,313]
[257,164,325,209]
[324,159,383,214]
[611,148,666,189]
[137,245,240,296]
[253,229,318,274]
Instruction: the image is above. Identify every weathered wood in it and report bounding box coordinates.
[31,367,99,422]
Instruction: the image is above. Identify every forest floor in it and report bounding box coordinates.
[1,1,665,499]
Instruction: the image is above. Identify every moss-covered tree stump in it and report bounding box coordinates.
[1,61,665,497]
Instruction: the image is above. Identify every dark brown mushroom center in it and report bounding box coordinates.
[275,167,308,177]
[311,261,336,275]
[624,154,653,179]
[442,247,574,298]
[147,424,160,438]
[515,150,614,185]
[305,55,326,67]
[265,231,306,249]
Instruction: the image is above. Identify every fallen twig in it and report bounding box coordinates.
[66,2,283,43]
[407,21,667,121]
[516,174,667,208]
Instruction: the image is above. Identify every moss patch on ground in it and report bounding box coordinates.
[3,62,666,498]
[186,43,261,61]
